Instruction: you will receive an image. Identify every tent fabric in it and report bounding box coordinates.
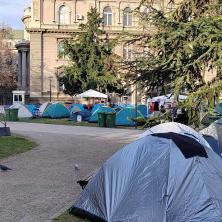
[26,104,39,116]
[137,104,148,117]
[71,122,222,221]
[200,119,222,157]
[91,104,102,114]
[69,110,92,121]
[115,108,144,126]
[38,102,50,117]
[78,89,107,98]
[215,101,222,114]
[42,103,70,118]
[152,132,208,158]
[89,106,115,122]
[70,104,85,113]
[140,122,211,149]
[9,103,33,118]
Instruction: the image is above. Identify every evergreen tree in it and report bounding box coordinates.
[125,0,222,126]
[61,8,122,95]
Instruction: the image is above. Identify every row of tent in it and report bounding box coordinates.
[6,102,149,126]
[7,102,70,119]
[71,121,222,221]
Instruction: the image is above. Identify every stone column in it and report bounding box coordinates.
[22,50,27,90]
[17,51,22,89]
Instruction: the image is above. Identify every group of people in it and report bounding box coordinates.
[149,101,188,124]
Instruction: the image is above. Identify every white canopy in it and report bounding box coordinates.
[147,94,187,103]
[77,89,107,99]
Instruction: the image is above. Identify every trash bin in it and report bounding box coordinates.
[106,112,116,128]
[98,112,106,127]
[4,108,11,121]
[10,108,19,121]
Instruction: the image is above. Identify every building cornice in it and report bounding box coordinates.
[26,27,145,35]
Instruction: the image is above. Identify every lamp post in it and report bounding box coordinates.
[134,57,140,129]
[135,73,138,129]
[49,76,53,102]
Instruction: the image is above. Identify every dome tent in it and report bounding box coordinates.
[9,103,33,118]
[89,106,115,122]
[26,104,39,116]
[91,104,102,114]
[137,104,148,117]
[38,102,51,117]
[70,104,85,113]
[42,103,70,118]
[115,107,144,126]
[71,123,222,222]
[200,118,222,157]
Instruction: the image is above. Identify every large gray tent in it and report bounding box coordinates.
[200,118,222,157]
[71,123,222,222]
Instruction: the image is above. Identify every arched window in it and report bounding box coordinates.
[123,43,132,60]
[103,6,112,26]
[59,5,70,25]
[123,7,132,27]
[58,41,65,59]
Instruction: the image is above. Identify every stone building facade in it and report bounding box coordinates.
[22,0,189,103]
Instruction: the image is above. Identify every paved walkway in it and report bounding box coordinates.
[0,123,142,222]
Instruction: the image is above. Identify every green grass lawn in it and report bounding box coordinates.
[0,135,37,159]
[53,211,90,222]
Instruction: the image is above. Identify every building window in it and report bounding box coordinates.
[123,7,132,27]
[59,5,70,25]
[58,41,65,59]
[103,6,112,26]
[123,43,132,60]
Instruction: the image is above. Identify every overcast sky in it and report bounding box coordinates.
[0,0,30,29]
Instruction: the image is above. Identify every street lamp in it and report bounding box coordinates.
[49,76,53,102]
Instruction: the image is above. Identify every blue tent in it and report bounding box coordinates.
[42,103,70,118]
[70,104,85,112]
[91,104,102,114]
[215,101,222,115]
[89,106,115,122]
[116,107,144,126]
[71,123,222,221]
[26,104,39,116]
[69,110,92,121]
[137,104,148,117]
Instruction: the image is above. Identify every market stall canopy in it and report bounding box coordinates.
[77,89,107,99]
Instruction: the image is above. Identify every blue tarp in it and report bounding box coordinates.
[71,122,222,221]
[42,103,70,118]
[89,106,115,122]
[116,107,144,126]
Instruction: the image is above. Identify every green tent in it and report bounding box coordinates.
[42,103,70,118]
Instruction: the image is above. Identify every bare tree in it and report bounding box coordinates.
[0,25,17,92]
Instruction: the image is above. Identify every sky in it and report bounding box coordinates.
[0,0,30,29]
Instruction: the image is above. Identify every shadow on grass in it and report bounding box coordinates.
[53,211,90,222]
